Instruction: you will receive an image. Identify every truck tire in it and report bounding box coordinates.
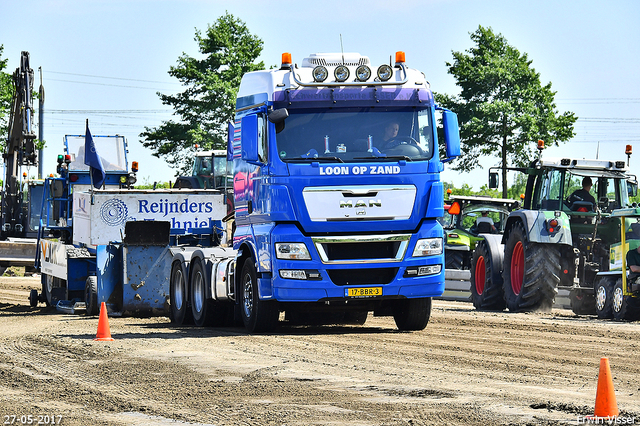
[170,261,192,325]
[190,258,226,327]
[502,222,559,312]
[570,288,596,315]
[42,274,65,307]
[470,239,505,311]
[84,276,99,316]
[595,277,614,319]
[445,251,465,270]
[393,297,431,331]
[239,259,279,333]
[343,311,368,326]
[612,278,640,321]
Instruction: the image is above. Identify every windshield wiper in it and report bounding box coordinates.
[353,155,413,162]
[287,156,345,163]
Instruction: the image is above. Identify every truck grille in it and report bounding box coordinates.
[312,234,410,263]
[327,268,399,286]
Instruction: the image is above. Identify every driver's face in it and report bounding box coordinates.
[384,123,399,140]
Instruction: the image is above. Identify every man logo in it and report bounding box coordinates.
[339,199,382,208]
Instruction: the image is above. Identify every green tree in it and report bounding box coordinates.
[436,26,577,198]
[140,13,264,175]
[0,45,14,151]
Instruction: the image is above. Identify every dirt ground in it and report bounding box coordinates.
[1,276,639,426]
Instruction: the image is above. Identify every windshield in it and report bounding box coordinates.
[275,108,434,162]
[65,135,127,172]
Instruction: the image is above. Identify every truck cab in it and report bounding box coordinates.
[231,51,460,331]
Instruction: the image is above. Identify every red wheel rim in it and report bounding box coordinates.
[475,256,486,295]
[510,241,524,295]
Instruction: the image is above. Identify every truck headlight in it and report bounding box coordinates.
[412,238,443,257]
[275,243,311,260]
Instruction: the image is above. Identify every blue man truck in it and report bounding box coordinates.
[168,51,461,332]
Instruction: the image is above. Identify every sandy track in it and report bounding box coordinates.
[1,276,639,425]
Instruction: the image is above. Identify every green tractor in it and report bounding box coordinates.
[591,207,640,321]
[473,141,638,313]
[441,195,519,271]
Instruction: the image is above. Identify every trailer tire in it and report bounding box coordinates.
[612,278,640,321]
[42,274,65,307]
[240,259,279,333]
[445,251,465,270]
[502,222,559,312]
[85,276,99,316]
[570,288,596,315]
[595,277,614,319]
[393,297,431,331]
[170,261,192,325]
[190,259,226,327]
[470,239,505,311]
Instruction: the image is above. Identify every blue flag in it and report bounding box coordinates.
[227,121,234,161]
[84,120,106,189]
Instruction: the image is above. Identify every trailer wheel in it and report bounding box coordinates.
[502,222,559,312]
[239,259,279,333]
[393,297,431,331]
[595,277,614,319]
[570,288,596,315]
[445,251,465,270]
[84,276,99,316]
[29,289,39,308]
[612,279,640,321]
[42,274,65,307]
[170,261,192,325]
[470,240,505,311]
[190,258,226,327]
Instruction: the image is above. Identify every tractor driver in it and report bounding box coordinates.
[569,176,596,208]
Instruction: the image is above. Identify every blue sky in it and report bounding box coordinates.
[2,0,639,188]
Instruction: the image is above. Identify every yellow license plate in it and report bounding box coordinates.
[346,287,382,298]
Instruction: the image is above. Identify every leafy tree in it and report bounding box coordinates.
[140,13,265,175]
[0,45,13,151]
[436,26,577,197]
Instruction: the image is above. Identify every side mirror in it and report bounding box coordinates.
[489,172,499,189]
[241,115,261,165]
[269,108,288,134]
[629,181,638,197]
[441,110,460,163]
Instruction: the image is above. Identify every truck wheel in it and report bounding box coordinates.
[170,261,192,325]
[595,277,614,319]
[42,274,65,307]
[445,251,465,270]
[502,222,559,312]
[570,288,596,315]
[612,279,640,321]
[239,259,279,333]
[84,276,99,316]
[470,240,505,311]
[343,311,368,326]
[393,297,431,331]
[42,274,54,306]
[190,258,227,327]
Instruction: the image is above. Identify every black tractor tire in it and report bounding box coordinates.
[239,259,279,333]
[393,297,431,331]
[502,222,560,312]
[445,251,465,270]
[470,239,505,311]
[569,289,596,315]
[612,278,640,321]
[190,258,227,327]
[84,276,99,316]
[595,277,614,319]
[170,261,193,325]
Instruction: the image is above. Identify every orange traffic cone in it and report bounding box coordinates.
[593,357,619,418]
[94,302,115,341]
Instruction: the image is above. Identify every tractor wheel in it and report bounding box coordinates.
[612,279,640,321]
[502,222,560,312]
[445,251,465,270]
[470,240,505,311]
[569,288,596,315]
[595,277,614,319]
